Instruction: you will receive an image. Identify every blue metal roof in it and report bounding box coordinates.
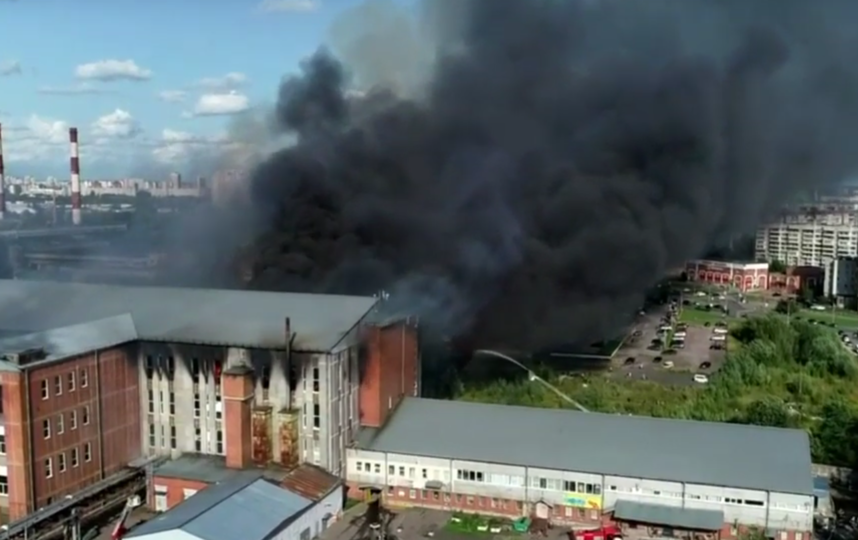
[125,475,313,540]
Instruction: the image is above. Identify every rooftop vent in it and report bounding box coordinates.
[2,348,48,364]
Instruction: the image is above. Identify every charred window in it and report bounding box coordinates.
[261,365,271,390]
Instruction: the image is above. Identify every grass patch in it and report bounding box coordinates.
[344,498,363,510]
[678,308,733,326]
[797,309,858,330]
[446,513,524,535]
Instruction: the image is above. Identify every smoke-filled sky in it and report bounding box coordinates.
[228,0,858,349]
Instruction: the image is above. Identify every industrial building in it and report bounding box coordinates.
[347,398,815,540]
[755,205,858,267]
[0,280,419,526]
[684,260,769,292]
[126,467,342,540]
[0,315,142,521]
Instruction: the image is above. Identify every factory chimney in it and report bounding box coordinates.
[0,123,6,221]
[69,127,82,225]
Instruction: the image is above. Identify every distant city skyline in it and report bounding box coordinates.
[0,0,398,179]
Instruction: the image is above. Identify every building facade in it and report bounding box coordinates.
[756,206,858,267]
[768,266,825,295]
[823,257,858,307]
[684,260,769,292]
[347,399,814,540]
[0,316,142,520]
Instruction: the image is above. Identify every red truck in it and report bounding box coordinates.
[569,526,623,540]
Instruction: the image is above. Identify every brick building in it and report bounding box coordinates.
[768,266,825,295]
[0,314,141,521]
[684,260,769,292]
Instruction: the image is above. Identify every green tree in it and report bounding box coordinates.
[768,260,787,273]
[814,401,858,467]
[743,398,794,428]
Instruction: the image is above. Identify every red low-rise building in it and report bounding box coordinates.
[684,260,769,292]
[768,266,825,295]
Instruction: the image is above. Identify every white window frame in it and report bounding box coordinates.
[45,458,53,478]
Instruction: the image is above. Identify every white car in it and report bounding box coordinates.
[663,361,674,369]
[693,374,709,384]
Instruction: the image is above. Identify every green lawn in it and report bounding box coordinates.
[678,308,732,326]
[796,308,858,330]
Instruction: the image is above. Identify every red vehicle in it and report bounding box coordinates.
[570,526,623,540]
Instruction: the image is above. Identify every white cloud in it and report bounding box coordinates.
[152,129,221,164]
[0,60,21,76]
[75,59,152,82]
[256,0,319,13]
[158,90,187,103]
[37,83,112,95]
[195,72,247,91]
[0,115,69,163]
[91,109,141,139]
[190,91,250,116]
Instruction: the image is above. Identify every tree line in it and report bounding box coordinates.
[458,314,858,468]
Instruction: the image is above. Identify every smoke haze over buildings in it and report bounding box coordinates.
[229,0,858,349]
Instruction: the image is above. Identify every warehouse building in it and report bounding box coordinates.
[0,280,419,495]
[684,260,769,292]
[125,469,342,540]
[0,314,142,520]
[346,399,814,540]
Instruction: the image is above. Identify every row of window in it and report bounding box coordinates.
[45,443,92,478]
[40,369,88,400]
[352,460,806,511]
[146,422,224,454]
[43,407,90,439]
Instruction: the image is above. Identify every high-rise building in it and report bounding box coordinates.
[755,204,858,267]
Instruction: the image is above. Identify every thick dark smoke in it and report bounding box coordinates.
[240,0,858,349]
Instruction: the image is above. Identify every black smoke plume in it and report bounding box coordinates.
[239,0,858,350]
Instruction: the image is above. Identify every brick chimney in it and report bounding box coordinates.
[359,320,420,428]
[223,364,254,469]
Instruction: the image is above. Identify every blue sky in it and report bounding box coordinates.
[0,0,385,178]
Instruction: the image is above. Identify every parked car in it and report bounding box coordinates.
[693,374,709,384]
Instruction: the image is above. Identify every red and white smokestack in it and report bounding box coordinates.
[0,123,6,221]
[69,127,82,225]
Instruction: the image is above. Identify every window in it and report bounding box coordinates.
[312,367,320,392]
[80,368,88,387]
[374,463,381,474]
[71,448,79,467]
[193,394,200,418]
[216,430,223,454]
[0,434,5,454]
[169,392,176,415]
[45,458,53,478]
[84,442,91,462]
[43,419,51,439]
[147,390,154,414]
[57,414,64,434]
[58,453,66,473]
[408,467,415,479]
[54,376,62,396]
[171,426,177,449]
[0,475,7,495]
[388,465,395,476]
[745,500,765,507]
[356,461,364,472]
[70,410,77,430]
[148,424,155,447]
[82,406,90,425]
[41,380,49,400]
[68,372,75,392]
[456,470,484,482]
[422,468,428,479]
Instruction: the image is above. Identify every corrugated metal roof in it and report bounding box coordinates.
[613,500,724,531]
[280,464,342,501]
[0,314,138,371]
[363,398,814,495]
[125,476,313,540]
[0,280,377,351]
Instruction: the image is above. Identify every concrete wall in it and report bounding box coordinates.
[346,449,814,532]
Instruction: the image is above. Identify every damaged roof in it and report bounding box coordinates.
[0,314,138,370]
[279,464,342,501]
[0,280,377,352]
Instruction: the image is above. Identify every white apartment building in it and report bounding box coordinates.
[756,207,858,267]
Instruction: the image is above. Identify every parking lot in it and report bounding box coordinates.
[612,304,727,387]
